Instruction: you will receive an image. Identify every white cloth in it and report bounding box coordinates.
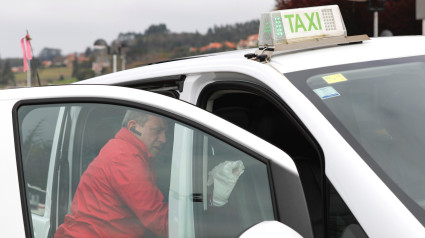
[207,160,245,206]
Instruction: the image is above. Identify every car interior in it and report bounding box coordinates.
[200,88,362,238]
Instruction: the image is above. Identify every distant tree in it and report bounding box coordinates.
[84,47,92,57]
[79,60,92,69]
[145,24,169,35]
[70,51,93,80]
[1,60,15,86]
[125,20,260,65]
[38,48,62,61]
[205,20,259,43]
[71,53,79,78]
[76,69,95,81]
[275,0,421,36]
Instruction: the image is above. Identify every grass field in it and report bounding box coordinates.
[14,67,77,86]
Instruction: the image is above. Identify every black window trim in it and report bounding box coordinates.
[114,74,186,95]
[13,96,288,238]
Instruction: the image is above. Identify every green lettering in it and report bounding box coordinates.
[305,12,318,31]
[264,21,271,33]
[316,12,322,30]
[273,17,284,36]
[284,14,295,33]
[295,14,307,32]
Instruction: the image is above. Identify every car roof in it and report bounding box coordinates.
[270,35,425,73]
[78,35,425,85]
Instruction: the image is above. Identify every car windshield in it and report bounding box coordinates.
[285,55,425,224]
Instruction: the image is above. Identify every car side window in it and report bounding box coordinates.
[16,102,275,238]
[19,106,60,217]
[191,134,274,238]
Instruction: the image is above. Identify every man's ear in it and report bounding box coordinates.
[127,120,137,129]
[127,120,143,136]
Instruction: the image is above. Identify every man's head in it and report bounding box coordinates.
[122,110,168,158]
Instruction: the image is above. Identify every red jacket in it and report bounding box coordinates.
[55,128,168,238]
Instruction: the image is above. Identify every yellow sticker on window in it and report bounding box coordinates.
[322,73,347,84]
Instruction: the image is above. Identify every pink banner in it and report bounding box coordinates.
[21,38,29,72]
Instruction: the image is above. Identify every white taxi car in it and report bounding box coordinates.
[4,5,425,238]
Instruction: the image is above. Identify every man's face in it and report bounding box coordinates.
[133,115,168,158]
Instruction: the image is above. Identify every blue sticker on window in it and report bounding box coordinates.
[313,86,340,99]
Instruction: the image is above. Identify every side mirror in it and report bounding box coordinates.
[239,221,303,238]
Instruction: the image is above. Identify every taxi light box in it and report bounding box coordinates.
[259,5,347,47]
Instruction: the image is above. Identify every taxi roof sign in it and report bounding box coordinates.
[259,5,347,47]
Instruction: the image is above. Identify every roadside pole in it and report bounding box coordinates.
[121,55,126,70]
[27,60,31,87]
[374,11,379,37]
[113,54,117,73]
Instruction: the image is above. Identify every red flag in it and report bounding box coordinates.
[21,34,32,72]
[21,38,29,72]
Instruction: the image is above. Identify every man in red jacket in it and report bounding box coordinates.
[55,110,169,238]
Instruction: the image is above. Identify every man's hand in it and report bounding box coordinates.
[207,160,245,206]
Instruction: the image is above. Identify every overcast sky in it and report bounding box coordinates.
[0,0,276,58]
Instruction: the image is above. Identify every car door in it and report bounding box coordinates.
[10,85,312,238]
